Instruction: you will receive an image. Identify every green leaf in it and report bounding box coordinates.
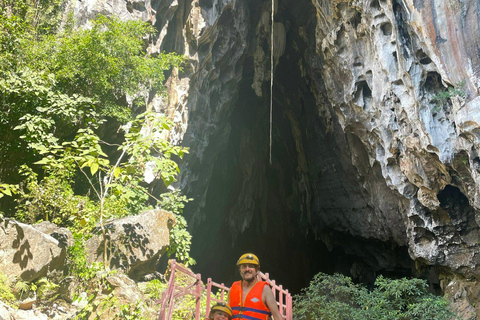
[113,167,121,178]
[34,158,50,165]
[2,187,12,196]
[90,162,99,175]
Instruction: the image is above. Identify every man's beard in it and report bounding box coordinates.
[242,271,256,283]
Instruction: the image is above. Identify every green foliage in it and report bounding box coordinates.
[0,0,66,36]
[95,293,117,318]
[1,0,194,288]
[0,0,66,72]
[0,14,28,70]
[294,273,459,320]
[1,8,193,265]
[71,266,121,319]
[432,81,466,112]
[25,14,184,121]
[0,11,183,178]
[13,278,33,300]
[67,233,102,281]
[75,289,147,319]
[12,277,58,301]
[24,111,189,227]
[143,279,167,300]
[0,67,97,174]
[168,218,195,266]
[35,277,59,300]
[0,182,18,198]
[0,272,15,303]
[74,295,95,320]
[0,4,94,173]
[116,301,146,320]
[161,190,195,266]
[14,165,88,226]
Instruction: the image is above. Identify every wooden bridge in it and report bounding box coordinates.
[159,260,293,320]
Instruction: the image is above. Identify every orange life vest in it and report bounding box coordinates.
[229,280,271,320]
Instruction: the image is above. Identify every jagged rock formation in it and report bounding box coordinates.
[71,0,480,318]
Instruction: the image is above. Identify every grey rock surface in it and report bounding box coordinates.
[33,221,74,248]
[0,218,66,282]
[85,209,175,280]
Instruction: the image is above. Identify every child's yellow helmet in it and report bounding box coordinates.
[209,302,233,319]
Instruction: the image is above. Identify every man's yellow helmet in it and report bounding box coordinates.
[236,253,260,266]
[209,302,233,319]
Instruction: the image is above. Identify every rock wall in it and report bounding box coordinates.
[310,0,480,316]
[71,0,480,317]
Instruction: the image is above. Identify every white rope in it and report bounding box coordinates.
[269,0,274,165]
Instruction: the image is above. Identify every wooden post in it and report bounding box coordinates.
[195,274,201,320]
[220,283,225,300]
[278,285,283,315]
[159,260,177,320]
[206,278,212,318]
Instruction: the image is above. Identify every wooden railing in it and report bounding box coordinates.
[158,260,292,320]
[259,271,293,319]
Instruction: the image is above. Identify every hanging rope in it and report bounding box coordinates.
[269,0,274,165]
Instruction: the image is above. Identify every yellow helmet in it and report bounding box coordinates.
[209,302,233,319]
[236,253,260,266]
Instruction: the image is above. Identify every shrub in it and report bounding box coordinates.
[143,279,167,300]
[432,80,466,110]
[294,273,459,320]
[0,272,15,304]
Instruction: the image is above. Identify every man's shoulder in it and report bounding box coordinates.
[231,280,242,286]
[229,280,242,291]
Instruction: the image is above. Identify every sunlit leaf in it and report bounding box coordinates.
[90,162,99,175]
[113,167,121,178]
[34,158,50,165]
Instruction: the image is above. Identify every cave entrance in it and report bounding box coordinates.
[182,0,414,294]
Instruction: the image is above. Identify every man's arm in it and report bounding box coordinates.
[262,285,284,320]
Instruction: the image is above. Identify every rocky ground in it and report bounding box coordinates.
[0,209,174,319]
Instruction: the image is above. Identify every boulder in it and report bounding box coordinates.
[85,209,175,280]
[32,221,74,248]
[106,273,144,303]
[0,218,67,282]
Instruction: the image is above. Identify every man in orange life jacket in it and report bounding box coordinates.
[228,253,284,320]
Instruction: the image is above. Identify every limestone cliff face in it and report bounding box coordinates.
[73,0,480,316]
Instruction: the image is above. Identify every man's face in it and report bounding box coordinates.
[239,263,258,282]
[212,311,230,320]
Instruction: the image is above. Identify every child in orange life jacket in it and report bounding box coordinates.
[228,253,285,320]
